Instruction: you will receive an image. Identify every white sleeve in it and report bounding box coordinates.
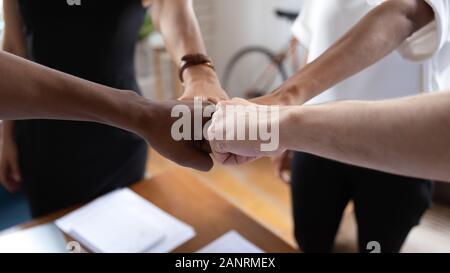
[398,0,449,62]
[291,1,314,50]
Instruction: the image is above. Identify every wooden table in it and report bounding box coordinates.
[11,171,296,253]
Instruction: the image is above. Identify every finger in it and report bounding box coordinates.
[182,146,214,172]
[216,100,236,108]
[0,165,6,184]
[1,181,15,193]
[248,96,267,105]
[211,150,232,165]
[236,155,258,165]
[177,95,187,101]
[280,171,291,183]
[208,137,235,165]
[0,167,9,191]
[274,157,283,180]
[221,154,257,166]
[230,97,255,105]
[10,159,22,183]
[5,170,21,192]
[281,151,294,172]
[279,155,292,183]
[209,139,257,166]
[6,181,20,192]
[178,95,203,102]
[276,162,289,183]
[271,154,281,165]
[206,96,221,105]
[0,166,17,193]
[222,153,240,166]
[280,152,293,183]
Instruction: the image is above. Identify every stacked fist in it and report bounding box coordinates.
[157,97,287,171]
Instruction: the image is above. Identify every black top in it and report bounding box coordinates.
[15,0,149,217]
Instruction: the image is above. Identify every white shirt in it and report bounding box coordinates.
[399,0,450,93]
[292,0,449,105]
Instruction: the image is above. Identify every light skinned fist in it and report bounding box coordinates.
[208,98,287,165]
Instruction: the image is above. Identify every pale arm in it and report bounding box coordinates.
[254,0,435,105]
[149,0,228,102]
[210,92,450,181]
[283,92,450,182]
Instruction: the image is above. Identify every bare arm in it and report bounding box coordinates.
[0,51,212,169]
[254,0,435,105]
[210,91,450,181]
[150,0,228,102]
[2,0,26,56]
[283,91,450,182]
[2,0,28,141]
[0,51,139,125]
[0,0,32,191]
[0,0,213,192]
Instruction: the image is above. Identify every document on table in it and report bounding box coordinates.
[55,188,195,253]
[0,223,68,253]
[198,230,264,253]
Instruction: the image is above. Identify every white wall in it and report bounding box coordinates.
[138,0,304,99]
[0,0,4,40]
[208,0,303,77]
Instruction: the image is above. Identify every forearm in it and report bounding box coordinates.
[278,0,434,105]
[0,51,144,131]
[2,0,30,141]
[151,0,218,86]
[283,92,450,182]
[151,0,205,62]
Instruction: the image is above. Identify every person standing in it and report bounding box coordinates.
[248,0,449,252]
[0,0,226,217]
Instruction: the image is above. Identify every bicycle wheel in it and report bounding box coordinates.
[222,47,288,99]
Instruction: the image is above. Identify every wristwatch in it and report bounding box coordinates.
[178,53,215,84]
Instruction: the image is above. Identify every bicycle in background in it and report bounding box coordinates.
[223,9,303,99]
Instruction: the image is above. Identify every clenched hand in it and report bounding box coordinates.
[131,98,214,172]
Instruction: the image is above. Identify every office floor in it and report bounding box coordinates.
[1,148,449,252]
[147,149,450,253]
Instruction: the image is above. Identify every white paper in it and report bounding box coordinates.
[198,231,264,253]
[55,188,195,253]
[71,208,166,253]
[0,223,68,253]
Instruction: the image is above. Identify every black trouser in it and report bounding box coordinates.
[291,152,433,253]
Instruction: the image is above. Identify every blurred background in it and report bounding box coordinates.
[135,0,302,100]
[1,0,450,253]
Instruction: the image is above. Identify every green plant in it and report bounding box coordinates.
[139,14,154,41]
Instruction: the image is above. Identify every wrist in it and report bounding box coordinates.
[279,106,308,151]
[272,85,302,106]
[273,82,306,106]
[124,93,157,141]
[100,89,155,140]
[275,76,320,106]
[183,65,219,88]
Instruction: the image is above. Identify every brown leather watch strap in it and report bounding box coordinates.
[179,54,215,84]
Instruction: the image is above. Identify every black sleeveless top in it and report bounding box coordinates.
[15,0,148,217]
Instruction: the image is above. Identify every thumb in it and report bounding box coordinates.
[209,138,232,165]
[182,145,214,172]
